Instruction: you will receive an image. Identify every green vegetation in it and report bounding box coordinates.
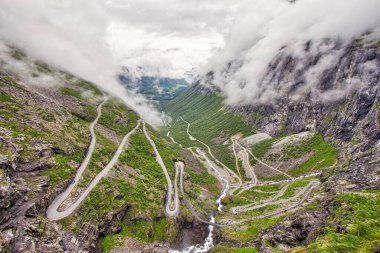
[60,81,103,100]
[98,99,138,137]
[1,63,211,253]
[0,93,12,102]
[220,216,285,243]
[148,125,182,174]
[42,150,84,184]
[76,80,103,96]
[101,218,177,253]
[257,174,289,182]
[225,182,285,208]
[166,119,199,147]
[209,245,257,253]
[0,73,109,188]
[281,177,317,199]
[252,133,337,178]
[2,51,375,253]
[287,134,337,176]
[70,98,139,190]
[165,88,254,170]
[226,190,277,208]
[59,82,104,122]
[294,191,380,253]
[60,87,82,99]
[82,177,157,221]
[187,168,220,196]
[243,203,281,217]
[76,131,117,188]
[119,130,167,184]
[224,177,319,240]
[0,77,97,188]
[61,128,184,252]
[212,144,241,172]
[165,89,253,141]
[251,138,277,158]
[64,121,221,252]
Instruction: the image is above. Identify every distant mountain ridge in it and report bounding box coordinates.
[118,70,190,107]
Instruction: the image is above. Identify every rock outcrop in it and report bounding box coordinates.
[216,38,380,250]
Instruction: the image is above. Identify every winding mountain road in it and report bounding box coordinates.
[45,98,323,243]
[166,117,322,228]
[235,146,258,195]
[195,148,230,212]
[177,161,223,227]
[180,117,242,193]
[231,180,320,214]
[226,180,321,226]
[176,159,320,228]
[47,99,141,221]
[234,139,293,180]
[143,122,180,217]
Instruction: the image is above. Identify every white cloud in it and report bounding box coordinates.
[106,22,224,78]
[0,0,174,126]
[0,0,234,125]
[205,0,380,105]
[0,0,379,116]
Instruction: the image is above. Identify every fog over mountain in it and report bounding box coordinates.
[204,0,380,105]
[0,0,379,122]
[1,1,380,252]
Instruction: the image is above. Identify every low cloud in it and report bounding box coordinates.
[1,0,379,115]
[0,0,237,125]
[0,0,172,126]
[204,0,380,105]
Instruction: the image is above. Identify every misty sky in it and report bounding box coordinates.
[0,0,380,124]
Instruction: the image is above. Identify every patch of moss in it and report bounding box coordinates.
[60,87,82,99]
[187,168,220,196]
[294,191,380,253]
[76,80,103,96]
[220,216,285,243]
[209,245,258,253]
[165,89,254,172]
[251,138,278,159]
[77,131,118,188]
[100,218,177,253]
[98,99,138,136]
[0,93,12,102]
[288,134,337,176]
[42,150,84,184]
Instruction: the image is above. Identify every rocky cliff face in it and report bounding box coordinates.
[0,73,97,252]
[0,48,217,253]
[232,37,380,184]
[211,37,380,250]
[1,34,379,253]
[158,35,380,252]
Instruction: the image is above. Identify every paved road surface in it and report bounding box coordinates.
[143,122,180,217]
[46,99,140,220]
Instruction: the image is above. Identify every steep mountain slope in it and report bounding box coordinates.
[1,35,379,253]
[164,36,380,252]
[0,49,219,253]
[164,86,254,171]
[229,37,380,252]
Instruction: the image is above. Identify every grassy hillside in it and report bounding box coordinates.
[0,50,219,253]
[164,87,254,169]
[165,88,253,140]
